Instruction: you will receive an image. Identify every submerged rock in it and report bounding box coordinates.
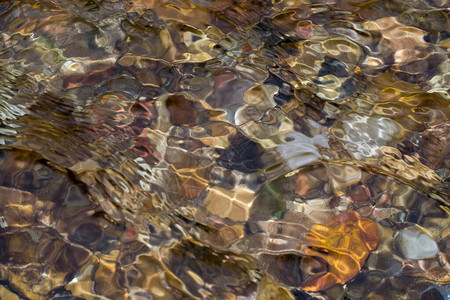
[0,0,449,299]
[394,228,439,260]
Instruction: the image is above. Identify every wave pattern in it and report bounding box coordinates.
[0,0,448,299]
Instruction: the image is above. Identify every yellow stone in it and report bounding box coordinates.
[0,285,20,300]
[302,212,380,291]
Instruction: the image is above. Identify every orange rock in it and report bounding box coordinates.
[301,212,379,291]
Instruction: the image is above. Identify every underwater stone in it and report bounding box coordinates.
[394,228,438,260]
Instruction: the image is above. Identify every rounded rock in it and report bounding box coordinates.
[394,228,438,260]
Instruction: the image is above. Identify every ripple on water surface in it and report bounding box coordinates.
[0,0,449,299]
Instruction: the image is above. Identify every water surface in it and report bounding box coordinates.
[0,0,449,299]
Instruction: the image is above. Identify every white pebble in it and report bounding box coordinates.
[394,228,438,260]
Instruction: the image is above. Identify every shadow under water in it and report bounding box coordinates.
[0,0,449,299]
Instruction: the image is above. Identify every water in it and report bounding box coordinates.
[0,0,448,299]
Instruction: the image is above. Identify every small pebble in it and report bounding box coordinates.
[394,228,438,260]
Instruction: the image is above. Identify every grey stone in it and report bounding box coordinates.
[394,228,439,260]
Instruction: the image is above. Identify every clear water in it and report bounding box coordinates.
[0,0,448,299]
